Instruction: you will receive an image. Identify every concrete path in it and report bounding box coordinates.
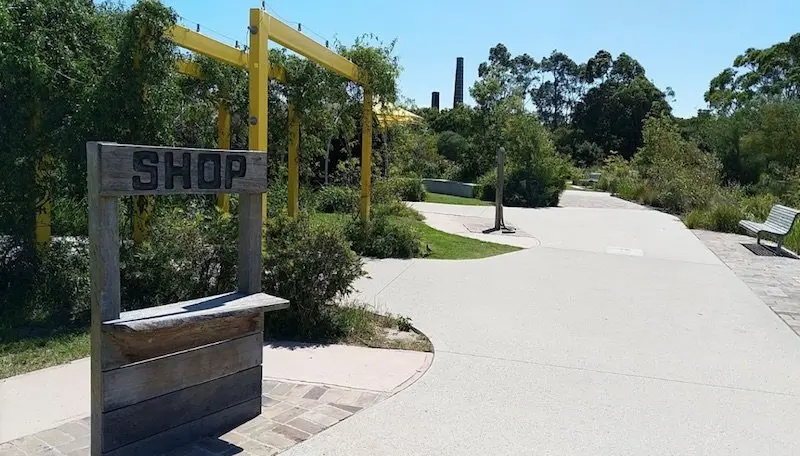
[0,343,431,444]
[284,191,800,455]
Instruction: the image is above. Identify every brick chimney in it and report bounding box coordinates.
[453,57,464,107]
[431,91,440,111]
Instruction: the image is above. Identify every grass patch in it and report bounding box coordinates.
[0,329,89,379]
[263,303,432,352]
[424,192,491,206]
[313,212,519,260]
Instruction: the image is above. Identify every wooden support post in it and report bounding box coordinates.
[216,100,231,214]
[88,142,122,455]
[360,89,373,221]
[287,104,300,217]
[248,8,269,223]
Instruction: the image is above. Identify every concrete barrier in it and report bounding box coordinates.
[422,178,478,198]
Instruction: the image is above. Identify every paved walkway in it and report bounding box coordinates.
[283,191,800,455]
[693,229,800,336]
[0,344,431,455]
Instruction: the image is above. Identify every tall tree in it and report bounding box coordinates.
[530,51,584,128]
[705,33,800,113]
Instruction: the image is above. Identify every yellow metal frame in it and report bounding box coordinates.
[168,10,373,220]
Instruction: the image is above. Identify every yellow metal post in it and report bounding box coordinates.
[216,100,231,214]
[360,89,373,221]
[287,104,300,217]
[132,29,153,244]
[32,102,51,247]
[248,9,269,220]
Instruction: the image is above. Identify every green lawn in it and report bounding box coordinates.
[411,219,520,259]
[313,211,519,260]
[424,192,491,206]
[0,329,89,379]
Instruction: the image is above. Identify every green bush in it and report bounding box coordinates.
[315,186,359,213]
[683,209,713,229]
[477,114,569,207]
[373,177,426,203]
[120,209,238,311]
[373,200,424,221]
[740,193,777,221]
[477,169,498,202]
[477,160,569,207]
[0,239,91,331]
[52,197,88,236]
[263,214,363,336]
[596,156,635,194]
[344,213,423,258]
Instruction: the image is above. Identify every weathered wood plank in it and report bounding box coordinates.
[95,143,268,196]
[238,194,263,294]
[88,141,122,455]
[103,291,287,331]
[102,366,262,451]
[104,397,262,456]
[102,332,263,412]
[101,311,265,371]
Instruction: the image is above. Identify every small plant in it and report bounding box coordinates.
[344,213,423,258]
[373,177,426,203]
[315,186,359,213]
[395,315,414,332]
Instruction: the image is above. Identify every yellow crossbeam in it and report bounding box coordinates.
[168,25,248,69]
[266,13,362,83]
[175,58,286,82]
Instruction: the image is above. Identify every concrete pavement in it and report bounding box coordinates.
[284,191,800,455]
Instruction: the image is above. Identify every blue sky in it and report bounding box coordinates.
[159,0,799,118]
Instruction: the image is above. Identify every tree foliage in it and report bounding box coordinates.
[706,33,800,113]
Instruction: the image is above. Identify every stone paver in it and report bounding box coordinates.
[693,229,800,336]
[0,380,388,456]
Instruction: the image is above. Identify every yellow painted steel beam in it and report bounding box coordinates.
[216,100,232,214]
[287,104,300,217]
[175,58,286,83]
[168,25,248,69]
[266,13,362,83]
[176,60,202,78]
[360,89,373,221]
[248,9,269,221]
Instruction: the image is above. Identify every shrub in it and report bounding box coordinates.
[344,213,423,258]
[120,208,238,311]
[373,177,426,203]
[632,116,721,213]
[315,186,359,213]
[596,155,635,194]
[0,239,91,331]
[740,193,777,221]
[52,197,88,236]
[476,114,569,207]
[263,214,363,336]
[373,200,424,221]
[684,209,713,229]
[477,160,569,208]
[477,169,498,202]
[684,203,743,233]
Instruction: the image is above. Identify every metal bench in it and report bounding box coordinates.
[738,204,800,254]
